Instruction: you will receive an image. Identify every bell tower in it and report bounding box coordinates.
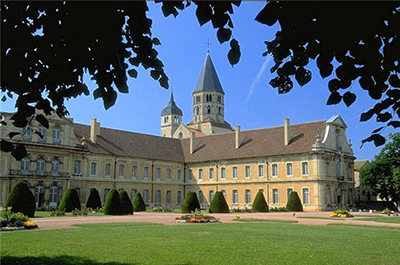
[161,92,183,138]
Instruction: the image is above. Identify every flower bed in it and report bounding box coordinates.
[330,209,354,218]
[1,210,39,231]
[175,213,219,223]
[378,208,399,217]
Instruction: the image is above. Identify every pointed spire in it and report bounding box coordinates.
[193,53,224,94]
[161,91,183,116]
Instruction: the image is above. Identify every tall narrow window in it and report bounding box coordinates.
[74,160,81,175]
[209,190,214,203]
[131,189,137,200]
[258,165,264,178]
[51,159,59,176]
[188,170,193,181]
[287,188,293,201]
[221,167,226,180]
[21,157,30,175]
[131,166,137,179]
[303,188,310,205]
[144,167,149,180]
[105,163,111,178]
[302,162,309,176]
[53,126,61,144]
[49,185,58,208]
[232,190,238,204]
[104,188,110,203]
[156,168,161,181]
[326,162,330,177]
[143,189,149,203]
[198,190,203,204]
[35,185,44,207]
[207,106,211,114]
[167,169,172,181]
[37,158,46,174]
[177,190,182,204]
[155,190,161,204]
[118,165,125,179]
[38,125,47,142]
[166,190,172,204]
[245,166,251,178]
[90,162,97,176]
[209,168,214,181]
[199,169,203,181]
[273,189,279,204]
[177,169,182,181]
[286,163,293,177]
[232,167,238,179]
[22,125,32,140]
[272,164,278,177]
[245,189,251,204]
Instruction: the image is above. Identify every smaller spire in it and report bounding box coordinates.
[161,91,183,116]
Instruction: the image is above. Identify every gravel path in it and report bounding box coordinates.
[31,211,400,230]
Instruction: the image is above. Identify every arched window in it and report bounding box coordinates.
[51,159,60,176]
[38,125,47,142]
[196,107,199,115]
[218,107,221,115]
[178,132,183,139]
[53,126,61,144]
[207,106,211,114]
[21,157,30,175]
[35,185,45,207]
[36,158,46,174]
[49,184,58,208]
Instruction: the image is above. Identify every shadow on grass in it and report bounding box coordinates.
[1,255,135,265]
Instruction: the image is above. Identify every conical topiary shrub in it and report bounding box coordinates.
[59,188,81,212]
[181,191,200,213]
[104,188,122,215]
[119,189,134,215]
[4,181,35,217]
[252,191,269,212]
[86,188,102,209]
[132,192,146,212]
[209,191,229,213]
[286,191,303,212]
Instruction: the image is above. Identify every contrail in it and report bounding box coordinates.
[245,55,272,103]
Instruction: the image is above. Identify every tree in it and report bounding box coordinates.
[59,188,81,212]
[361,133,400,205]
[4,181,36,217]
[86,188,102,210]
[252,191,269,212]
[181,191,200,213]
[209,191,229,213]
[119,189,134,215]
[104,188,122,215]
[1,1,399,160]
[132,192,146,212]
[286,191,303,212]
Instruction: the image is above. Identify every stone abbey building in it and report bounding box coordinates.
[0,53,356,211]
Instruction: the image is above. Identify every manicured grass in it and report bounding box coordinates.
[33,211,105,218]
[233,218,298,223]
[2,222,400,265]
[355,216,400,224]
[298,216,345,221]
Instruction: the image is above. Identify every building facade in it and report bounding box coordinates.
[0,53,356,211]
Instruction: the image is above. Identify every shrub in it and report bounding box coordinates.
[86,189,102,209]
[132,192,146,212]
[209,191,229,213]
[119,190,134,215]
[4,181,36,217]
[286,191,303,212]
[252,191,269,212]
[181,191,200,213]
[104,189,122,215]
[59,188,81,212]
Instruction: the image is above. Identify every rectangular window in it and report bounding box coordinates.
[272,164,278,177]
[38,126,47,142]
[198,190,204,204]
[287,188,293,201]
[21,158,30,174]
[273,189,279,204]
[22,125,32,141]
[209,190,214,203]
[199,169,203,181]
[90,162,97,176]
[104,188,110,203]
[302,162,309,176]
[51,160,59,176]
[232,167,238,179]
[105,163,111,178]
[131,189,137,200]
[221,167,226,180]
[188,170,193,181]
[143,189,149,203]
[144,167,149,180]
[37,159,45,174]
[166,190,172,204]
[156,168,161,181]
[326,162,329,177]
[74,160,81,175]
[177,191,182,204]
[119,165,125,179]
[245,189,251,204]
[245,166,251,179]
[53,127,61,144]
[131,166,137,179]
[286,163,293,177]
[209,168,214,181]
[167,169,172,181]
[232,190,238,204]
[177,169,182,181]
[258,165,264,178]
[155,190,161,204]
[303,188,309,205]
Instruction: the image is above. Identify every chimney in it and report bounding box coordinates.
[284,118,290,146]
[189,132,195,154]
[90,118,101,144]
[235,125,241,149]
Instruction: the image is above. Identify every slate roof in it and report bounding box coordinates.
[74,120,327,163]
[193,53,224,94]
[161,93,183,116]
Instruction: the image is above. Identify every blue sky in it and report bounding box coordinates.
[1,2,395,161]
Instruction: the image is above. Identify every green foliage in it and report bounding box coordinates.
[4,181,35,217]
[209,191,229,213]
[286,191,303,212]
[104,189,122,215]
[252,191,269,212]
[132,192,146,212]
[59,188,81,212]
[85,189,102,210]
[119,190,134,215]
[181,191,200,213]
[361,133,400,202]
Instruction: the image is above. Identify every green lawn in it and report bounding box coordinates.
[2,222,400,265]
[33,211,105,218]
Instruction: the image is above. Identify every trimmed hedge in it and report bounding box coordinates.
[181,191,200,213]
[132,192,146,212]
[59,188,81,212]
[209,191,229,213]
[86,189,102,209]
[104,189,122,215]
[119,190,133,215]
[286,191,303,212]
[252,191,269,212]
[4,181,35,217]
